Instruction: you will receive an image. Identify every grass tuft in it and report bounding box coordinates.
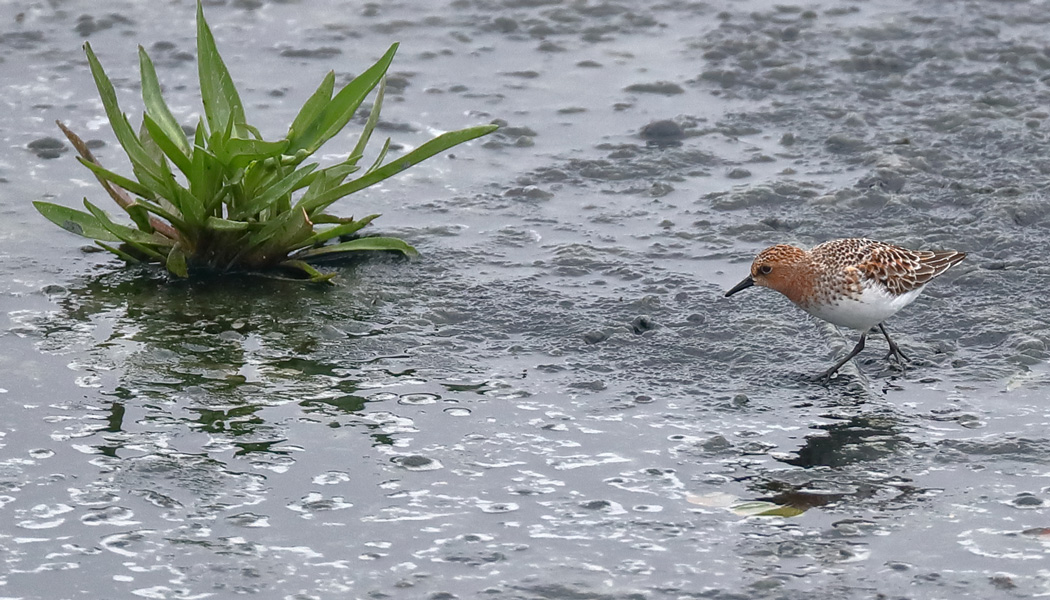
[36,0,496,283]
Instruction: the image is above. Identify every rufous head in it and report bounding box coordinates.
[724,244,808,298]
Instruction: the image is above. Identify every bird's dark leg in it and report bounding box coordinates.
[814,332,867,384]
[878,323,910,371]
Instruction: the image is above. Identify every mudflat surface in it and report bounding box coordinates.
[1,1,1048,598]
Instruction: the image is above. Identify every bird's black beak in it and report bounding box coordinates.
[724,275,754,297]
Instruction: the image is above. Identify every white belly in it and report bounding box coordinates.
[802,284,923,331]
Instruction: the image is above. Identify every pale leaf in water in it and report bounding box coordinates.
[730,501,805,518]
[686,492,739,507]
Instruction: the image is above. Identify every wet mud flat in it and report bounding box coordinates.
[2,0,1050,598]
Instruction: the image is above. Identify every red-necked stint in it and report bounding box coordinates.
[725,238,967,382]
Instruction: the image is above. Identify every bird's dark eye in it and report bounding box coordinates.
[758,265,772,275]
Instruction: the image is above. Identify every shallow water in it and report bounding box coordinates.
[2,0,1050,598]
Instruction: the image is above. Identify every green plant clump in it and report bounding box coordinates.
[35,1,496,283]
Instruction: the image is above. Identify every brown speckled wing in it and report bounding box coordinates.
[860,242,966,294]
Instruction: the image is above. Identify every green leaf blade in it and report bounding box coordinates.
[75,157,157,201]
[34,201,122,241]
[294,214,379,249]
[287,71,335,146]
[125,203,154,233]
[139,46,192,156]
[84,42,170,195]
[166,242,189,277]
[196,0,247,137]
[230,163,318,220]
[172,186,206,227]
[222,137,290,170]
[349,76,386,165]
[96,240,143,263]
[293,236,418,259]
[189,122,224,216]
[83,199,170,261]
[205,216,251,232]
[288,43,398,156]
[278,260,337,284]
[142,113,193,176]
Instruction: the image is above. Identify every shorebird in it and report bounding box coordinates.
[724,238,966,382]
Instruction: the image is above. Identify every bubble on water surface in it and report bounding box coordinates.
[397,393,440,405]
[478,502,519,514]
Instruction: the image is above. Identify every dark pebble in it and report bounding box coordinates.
[28,136,67,159]
[583,331,608,344]
[624,81,685,95]
[640,120,685,141]
[1012,494,1043,507]
[631,316,655,334]
[396,455,433,468]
